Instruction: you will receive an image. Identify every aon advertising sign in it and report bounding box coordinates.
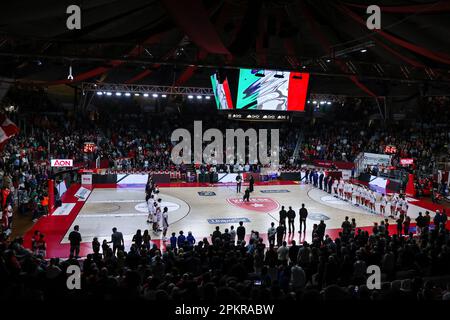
[51,159,73,167]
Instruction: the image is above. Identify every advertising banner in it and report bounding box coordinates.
[81,174,93,185]
[400,158,414,166]
[362,153,391,166]
[312,160,355,170]
[75,186,91,201]
[50,159,73,167]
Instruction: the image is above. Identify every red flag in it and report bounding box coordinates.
[0,114,20,150]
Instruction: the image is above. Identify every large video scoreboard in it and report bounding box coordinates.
[211,68,310,114]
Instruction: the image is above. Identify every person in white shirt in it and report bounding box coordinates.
[338,179,344,198]
[332,179,339,196]
[365,189,371,210]
[155,206,162,232]
[355,186,361,205]
[380,193,388,217]
[390,195,397,218]
[370,191,377,213]
[229,225,237,244]
[343,182,349,200]
[347,183,353,202]
[267,222,276,247]
[360,186,366,206]
[361,188,368,208]
[277,241,289,266]
[151,203,159,232]
[147,199,156,224]
[367,190,373,210]
[396,196,403,216]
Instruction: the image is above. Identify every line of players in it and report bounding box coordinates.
[144,177,170,241]
[317,176,408,218]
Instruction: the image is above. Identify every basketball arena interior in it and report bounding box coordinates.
[1,0,450,310]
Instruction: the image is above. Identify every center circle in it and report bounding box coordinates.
[135,201,180,213]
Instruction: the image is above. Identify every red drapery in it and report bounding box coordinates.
[338,4,450,65]
[300,2,378,97]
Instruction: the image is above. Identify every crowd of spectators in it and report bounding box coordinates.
[298,122,449,173]
[1,216,450,301]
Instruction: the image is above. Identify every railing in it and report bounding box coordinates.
[292,132,304,161]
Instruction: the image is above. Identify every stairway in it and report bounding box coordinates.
[292,132,304,161]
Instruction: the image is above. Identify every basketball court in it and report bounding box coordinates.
[25,179,436,259]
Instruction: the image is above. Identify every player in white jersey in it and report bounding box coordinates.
[150,202,158,231]
[156,198,162,212]
[343,182,349,201]
[366,190,372,211]
[354,185,360,205]
[380,193,388,217]
[332,179,339,196]
[390,194,397,217]
[355,186,362,206]
[367,189,373,211]
[396,196,404,216]
[147,199,156,224]
[155,206,162,232]
[370,191,376,213]
[362,188,369,209]
[361,186,367,206]
[338,179,344,198]
[358,186,364,205]
[346,183,353,202]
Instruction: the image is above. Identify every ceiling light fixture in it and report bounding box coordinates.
[67,65,74,81]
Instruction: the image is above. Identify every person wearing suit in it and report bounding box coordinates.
[319,170,324,190]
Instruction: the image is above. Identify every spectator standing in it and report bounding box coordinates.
[267,222,276,247]
[415,212,425,235]
[317,220,326,241]
[276,223,286,247]
[277,241,289,266]
[142,230,151,250]
[92,237,100,254]
[287,206,296,234]
[299,203,308,233]
[211,226,221,242]
[237,221,246,243]
[132,229,143,248]
[169,232,177,249]
[279,206,287,228]
[177,231,186,247]
[229,225,236,244]
[186,231,196,246]
[109,227,124,255]
[68,225,82,259]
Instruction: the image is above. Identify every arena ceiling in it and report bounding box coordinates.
[1,0,450,97]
